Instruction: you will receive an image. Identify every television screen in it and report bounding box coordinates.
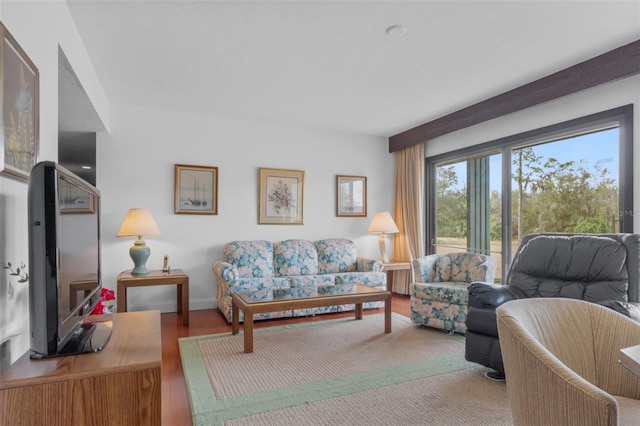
[28,161,111,358]
[57,175,101,340]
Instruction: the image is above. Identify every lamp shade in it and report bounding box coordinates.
[116,209,161,239]
[368,211,399,234]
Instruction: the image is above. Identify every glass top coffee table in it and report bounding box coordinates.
[231,283,392,353]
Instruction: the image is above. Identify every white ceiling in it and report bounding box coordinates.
[64,0,640,138]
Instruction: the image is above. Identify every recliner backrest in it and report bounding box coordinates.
[505,233,640,303]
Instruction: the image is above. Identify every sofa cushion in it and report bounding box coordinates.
[290,275,334,288]
[315,238,358,274]
[224,240,274,278]
[317,283,358,295]
[334,272,386,288]
[274,239,318,277]
[227,277,291,293]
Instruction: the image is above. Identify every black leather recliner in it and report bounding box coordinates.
[465,233,640,378]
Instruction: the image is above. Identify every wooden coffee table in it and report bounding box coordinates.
[231,284,392,353]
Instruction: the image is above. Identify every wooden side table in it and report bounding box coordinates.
[117,269,189,326]
[382,260,412,293]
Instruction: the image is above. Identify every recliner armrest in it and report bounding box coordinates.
[468,282,518,310]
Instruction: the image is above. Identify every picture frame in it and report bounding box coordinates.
[258,167,304,225]
[174,164,218,215]
[59,178,95,214]
[1,23,40,183]
[336,175,367,217]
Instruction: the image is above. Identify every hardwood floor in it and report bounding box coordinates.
[159,294,411,425]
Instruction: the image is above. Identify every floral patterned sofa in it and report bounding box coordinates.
[409,252,496,334]
[213,238,386,323]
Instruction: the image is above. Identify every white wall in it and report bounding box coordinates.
[425,75,640,233]
[98,104,394,312]
[0,0,109,367]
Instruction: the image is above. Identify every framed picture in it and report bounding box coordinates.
[1,23,39,183]
[258,167,304,225]
[59,178,95,214]
[174,164,218,215]
[336,175,367,217]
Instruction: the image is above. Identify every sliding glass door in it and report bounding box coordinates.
[434,153,503,280]
[428,106,632,282]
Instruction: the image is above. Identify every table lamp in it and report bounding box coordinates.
[116,208,161,276]
[368,211,399,263]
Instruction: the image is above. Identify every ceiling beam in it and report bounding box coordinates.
[388,39,640,153]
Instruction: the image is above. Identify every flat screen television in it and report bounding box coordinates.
[28,161,111,359]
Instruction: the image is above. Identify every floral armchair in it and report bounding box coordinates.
[409,252,496,333]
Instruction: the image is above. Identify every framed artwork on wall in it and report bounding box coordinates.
[174,164,218,215]
[258,167,305,225]
[0,23,39,183]
[336,175,367,217]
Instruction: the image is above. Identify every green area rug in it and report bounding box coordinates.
[179,313,511,425]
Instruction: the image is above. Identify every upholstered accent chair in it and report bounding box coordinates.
[465,233,640,379]
[409,252,496,333]
[497,298,640,425]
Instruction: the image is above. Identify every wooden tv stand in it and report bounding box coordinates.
[0,311,162,425]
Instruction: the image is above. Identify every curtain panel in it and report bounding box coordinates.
[391,143,425,294]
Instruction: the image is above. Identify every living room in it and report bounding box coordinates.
[1,0,639,424]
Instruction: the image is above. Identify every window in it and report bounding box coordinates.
[426,106,633,281]
[511,128,620,238]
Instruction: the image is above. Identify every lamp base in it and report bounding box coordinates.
[130,240,150,276]
[378,233,390,263]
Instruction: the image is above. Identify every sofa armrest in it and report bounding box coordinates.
[468,282,518,310]
[212,260,239,281]
[598,300,640,322]
[356,257,383,272]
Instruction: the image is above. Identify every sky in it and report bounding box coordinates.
[448,127,619,193]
